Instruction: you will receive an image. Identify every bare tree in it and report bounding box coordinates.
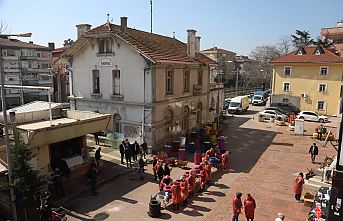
[0,20,8,34]
[276,35,293,55]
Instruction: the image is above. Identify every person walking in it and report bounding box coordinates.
[119,141,125,164]
[152,155,158,180]
[309,143,319,163]
[164,163,171,176]
[52,168,64,197]
[93,132,100,145]
[244,193,256,221]
[141,141,148,159]
[232,192,243,221]
[134,141,140,161]
[157,162,165,183]
[138,156,145,180]
[275,213,285,221]
[293,172,305,201]
[95,147,101,166]
[171,181,182,211]
[125,145,132,168]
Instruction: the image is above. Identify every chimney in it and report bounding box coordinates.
[195,36,201,52]
[187,29,196,58]
[76,24,91,39]
[29,41,33,44]
[48,42,55,50]
[121,17,128,32]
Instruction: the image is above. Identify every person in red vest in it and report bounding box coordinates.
[198,166,207,193]
[244,193,256,221]
[222,151,229,171]
[204,160,212,185]
[293,172,305,201]
[159,175,173,191]
[180,176,189,206]
[232,192,243,221]
[171,180,182,211]
[187,171,196,197]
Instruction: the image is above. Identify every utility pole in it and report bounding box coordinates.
[150,0,153,33]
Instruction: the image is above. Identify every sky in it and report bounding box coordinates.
[0,0,342,55]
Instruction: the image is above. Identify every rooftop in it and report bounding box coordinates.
[271,46,343,63]
[67,22,216,65]
[201,47,235,55]
[0,38,50,50]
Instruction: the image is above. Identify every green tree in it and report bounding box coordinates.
[291,30,315,48]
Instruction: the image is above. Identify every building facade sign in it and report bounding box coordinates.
[99,58,113,67]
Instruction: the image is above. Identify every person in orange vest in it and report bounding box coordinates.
[171,180,182,211]
[244,193,256,221]
[204,160,212,185]
[180,176,189,206]
[152,155,158,180]
[293,172,305,202]
[187,171,196,197]
[206,147,216,158]
[222,151,229,171]
[198,165,207,193]
[232,192,243,221]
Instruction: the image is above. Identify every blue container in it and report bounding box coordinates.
[209,157,219,165]
[188,142,195,154]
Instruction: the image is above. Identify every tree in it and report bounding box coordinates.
[291,30,315,48]
[0,20,8,34]
[1,134,45,220]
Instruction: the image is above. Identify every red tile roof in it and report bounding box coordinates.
[0,38,49,50]
[271,46,343,63]
[87,23,216,65]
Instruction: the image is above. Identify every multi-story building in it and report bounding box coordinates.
[0,37,53,109]
[201,47,236,87]
[271,45,343,116]
[321,20,343,57]
[62,17,222,151]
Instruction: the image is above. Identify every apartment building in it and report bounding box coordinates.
[321,20,343,57]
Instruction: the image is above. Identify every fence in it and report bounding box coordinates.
[224,86,264,99]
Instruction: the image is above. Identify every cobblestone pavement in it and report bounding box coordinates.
[63,106,339,221]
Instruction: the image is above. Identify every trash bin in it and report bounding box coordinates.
[194,152,202,165]
[179,148,186,161]
[164,145,172,157]
[188,142,195,154]
[148,199,161,218]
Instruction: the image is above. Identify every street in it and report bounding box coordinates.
[64,105,338,221]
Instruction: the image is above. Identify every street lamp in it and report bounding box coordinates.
[1,32,32,221]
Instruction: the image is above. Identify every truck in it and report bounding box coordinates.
[228,96,249,114]
[252,91,268,106]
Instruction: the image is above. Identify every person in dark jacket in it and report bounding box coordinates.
[134,141,140,161]
[125,145,132,167]
[157,163,165,183]
[52,168,64,197]
[138,156,145,180]
[164,163,171,176]
[309,143,319,163]
[141,141,148,159]
[95,147,101,166]
[87,163,97,196]
[130,142,136,161]
[119,141,125,164]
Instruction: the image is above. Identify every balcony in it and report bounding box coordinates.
[193,85,202,95]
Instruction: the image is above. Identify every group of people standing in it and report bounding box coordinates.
[119,139,148,167]
[232,192,256,221]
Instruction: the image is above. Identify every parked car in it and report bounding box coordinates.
[270,102,300,114]
[228,96,249,114]
[258,110,288,121]
[252,91,268,106]
[223,98,231,110]
[265,107,289,116]
[296,111,328,123]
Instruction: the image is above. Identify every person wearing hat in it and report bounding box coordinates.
[232,192,243,221]
[293,172,305,201]
[275,213,285,221]
[244,193,256,221]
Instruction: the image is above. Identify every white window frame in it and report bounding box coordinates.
[112,69,121,95]
[318,83,328,92]
[283,82,290,92]
[284,66,292,76]
[316,100,326,110]
[320,66,329,75]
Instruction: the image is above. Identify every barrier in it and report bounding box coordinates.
[172,141,180,152]
[194,152,202,165]
[179,149,186,161]
[164,145,172,157]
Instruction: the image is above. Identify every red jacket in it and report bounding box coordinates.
[187,174,196,193]
[205,164,212,180]
[180,181,188,201]
[293,175,304,194]
[244,198,256,219]
[232,196,243,215]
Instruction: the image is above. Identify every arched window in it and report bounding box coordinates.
[196,102,202,125]
[181,105,190,130]
[165,108,174,132]
[113,114,122,133]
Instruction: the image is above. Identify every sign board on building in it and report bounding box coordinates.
[99,58,113,67]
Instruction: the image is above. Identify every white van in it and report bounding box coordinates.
[228,96,249,114]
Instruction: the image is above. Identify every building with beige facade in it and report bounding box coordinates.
[271,46,343,116]
[62,17,222,152]
[321,20,343,57]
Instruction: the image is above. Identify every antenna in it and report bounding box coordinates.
[173,32,175,39]
[150,0,153,33]
[107,13,110,23]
